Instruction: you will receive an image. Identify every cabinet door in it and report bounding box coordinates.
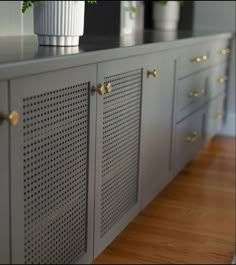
[141,52,175,209]
[9,65,96,264]
[94,57,144,257]
[0,82,10,264]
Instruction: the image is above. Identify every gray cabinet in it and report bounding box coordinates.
[140,52,175,209]
[8,65,97,264]
[94,56,144,257]
[0,32,232,265]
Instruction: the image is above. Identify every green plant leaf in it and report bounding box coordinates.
[22,0,97,13]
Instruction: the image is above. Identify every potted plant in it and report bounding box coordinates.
[22,0,96,46]
[153,1,184,31]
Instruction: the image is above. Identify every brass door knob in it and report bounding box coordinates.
[96,84,105,96]
[147,69,158,78]
[0,111,19,126]
[217,76,227,83]
[219,48,230,55]
[104,82,112,93]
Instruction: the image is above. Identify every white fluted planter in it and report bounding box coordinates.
[34,1,85,46]
[153,1,180,31]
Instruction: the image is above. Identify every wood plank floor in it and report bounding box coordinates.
[94,136,235,264]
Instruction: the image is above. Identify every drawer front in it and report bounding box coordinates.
[206,93,225,140]
[207,63,227,100]
[177,70,208,122]
[210,39,231,64]
[177,44,211,78]
[175,108,206,174]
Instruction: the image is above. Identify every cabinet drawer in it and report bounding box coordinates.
[177,44,211,78]
[175,108,206,174]
[176,70,208,122]
[206,93,225,140]
[207,63,227,100]
[210,39,231,64]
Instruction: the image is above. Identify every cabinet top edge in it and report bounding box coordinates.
[0,30,234,81]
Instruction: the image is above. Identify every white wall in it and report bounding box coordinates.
[0,1,33,36]
[194,1,236,136]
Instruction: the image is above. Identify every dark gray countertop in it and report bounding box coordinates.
[0,30,233,80]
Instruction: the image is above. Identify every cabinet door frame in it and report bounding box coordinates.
[9,65,97,264]
[140,51,176,209]
[94,56,145,258]
[0,81,10,264]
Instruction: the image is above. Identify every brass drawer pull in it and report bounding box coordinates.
[186,131,202,144]
[188,88,205,98]
[147,69,158,78]
[0,111,19,126]
[191,55,208,63]
[217,76,228,83]
[218,48,230,55]
[214,112,224,119]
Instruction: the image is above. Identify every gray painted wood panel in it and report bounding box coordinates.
[176,70,208,122]
[175,107,206,175]
[9,65,97,264]
[206,92,226,140]
[94,56,145,258]
[140,51,175,209]
[0,81,10,264]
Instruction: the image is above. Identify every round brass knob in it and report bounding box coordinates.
[104,82,112,93]
[217,76,227,83]
[96,84,105,96]
[147,69,157,78]
[0,111,19,126]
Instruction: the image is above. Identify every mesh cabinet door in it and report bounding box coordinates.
[9,65,96,264]
[94,56,144,257]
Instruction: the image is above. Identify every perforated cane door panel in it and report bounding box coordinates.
[9,65,96,264]
[94,57,144,257]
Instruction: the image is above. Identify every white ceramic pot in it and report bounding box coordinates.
[34,1,85,46]
[153,1,180,31]
[120,1,137,35]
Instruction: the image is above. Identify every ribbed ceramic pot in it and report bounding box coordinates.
[153,1,180,31]
[34,1,85,46]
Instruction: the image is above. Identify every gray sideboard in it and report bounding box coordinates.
[0,31,233,264]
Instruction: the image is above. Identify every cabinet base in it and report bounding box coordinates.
[38,35,80,47]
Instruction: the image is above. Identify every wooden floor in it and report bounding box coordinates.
[94,136,236,264]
